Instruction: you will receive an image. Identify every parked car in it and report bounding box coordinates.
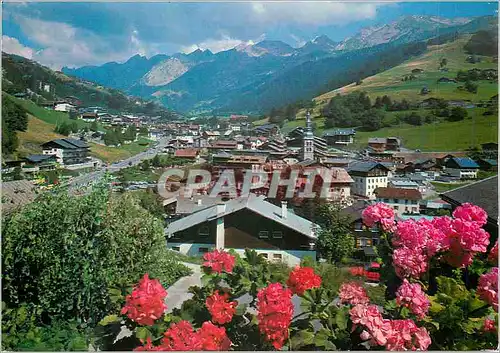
[364,262,381,282]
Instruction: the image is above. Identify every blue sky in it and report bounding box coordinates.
[2,2,497,70]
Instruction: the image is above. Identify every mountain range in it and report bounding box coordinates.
[62,15,497,114]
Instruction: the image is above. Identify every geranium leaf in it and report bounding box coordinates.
[135,327,151,341]
[98,315,120,326]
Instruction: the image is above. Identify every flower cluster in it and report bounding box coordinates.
[203,249,236,274]
[362,203,395,232]
[488,241,498,265]
[483,318,496,333]
[198,321,232,351]
[135,320,232,351]
[121,274,167,326]
[452,203,488,226]
[395,279,430,319]
[350,304,431,350]
[477,267,498,312]
[390,204,491,277]
[205,290,237,325]
[256,283,294,349]
[392,247,428,279]
[161,321,203,351]
[286,266,322,295]
[349,266,365,277]
[338,282,370,305]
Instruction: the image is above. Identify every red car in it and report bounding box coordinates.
[364,262,381,282]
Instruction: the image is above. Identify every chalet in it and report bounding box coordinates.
[322,129,356,147]
[476,158,498,171]
[23,154,57,172]
[440,176,498,240]
[437,77,457,83]
[253,124,279,137]
[388,179,419,190]
[319,158,351,168]
[64,96,82,106]
[296,167,353,203]
[54,103,76,112]
[374,187,422,216]
[347,161,390,199]
[202,131,221,141]
[411,68,424,74]
[81,113,98,122]
[367,138,386,153]
[174,148,200,161]
[41,138,90,165]
[208,140,238,151]
[444,157,480,179]
[165,194,318,266]
[341,200,381,250]
[40,102,55,109]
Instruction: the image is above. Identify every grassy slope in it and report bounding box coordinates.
[277,35,498,151]
[314,35,497,104]
[10,96,151,163]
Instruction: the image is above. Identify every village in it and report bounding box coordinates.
[3,102,498,269]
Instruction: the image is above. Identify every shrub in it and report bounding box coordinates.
[97,202,498,351]
[2,184,190,326]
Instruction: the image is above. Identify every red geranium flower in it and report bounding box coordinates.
[203,249,235,274]
[257,283,294,349]
[286,266,322,296]
[206,290,237,325]
[121,274,167,326]
[198,321,232,351]
[161,320,203,351]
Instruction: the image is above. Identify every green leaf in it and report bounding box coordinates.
[313,328,335,349]
[135,327,152,341]
[335,309,348,330]
[98,314,120,326]
[291,330,315,349]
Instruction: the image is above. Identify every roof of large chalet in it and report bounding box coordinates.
[174,148,200,158]
[228,155,268,164]
[440,176,498,222]
[368,138,387,144]
[209,140,238,148]
[25,154,56,163]
[175,195,225,214]
[42,138,89,149]
[447,157,480,168]
[393,151,467,164]
[253,124,277,133]
[165,193,318,239]
[322,128,356,137]
[374,187,423,200]
[2,180,38,215]
[347,161,390,173]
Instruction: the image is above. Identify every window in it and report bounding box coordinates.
[383,198,389,203]
[172,246,180,252]
[394,206,399,210]
[412,207,417,213]
[261,253,268,259]
[358,237,368,247]
[372,238,379,246]
[199,247,209,253]
[258,231,269,239]
[272,231,283,239]
[273,253,283,261]
[198,226,210,237]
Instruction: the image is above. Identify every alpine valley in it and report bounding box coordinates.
[62,15,497,114]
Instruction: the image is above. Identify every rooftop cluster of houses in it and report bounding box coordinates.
[160,112,498,265]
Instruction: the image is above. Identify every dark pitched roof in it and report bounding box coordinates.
[374,187,422,201]
[479,159,498,166]
[440,176,498,221]
[25,154,56,163]
[347,161,389,173]
[42,138,89,149]
[449,157,480,169]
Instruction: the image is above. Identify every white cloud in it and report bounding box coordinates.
[249,2,379,26]
[2,35,34,58]
[11,15,159,69]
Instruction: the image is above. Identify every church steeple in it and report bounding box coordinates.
[302,110,314,161]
